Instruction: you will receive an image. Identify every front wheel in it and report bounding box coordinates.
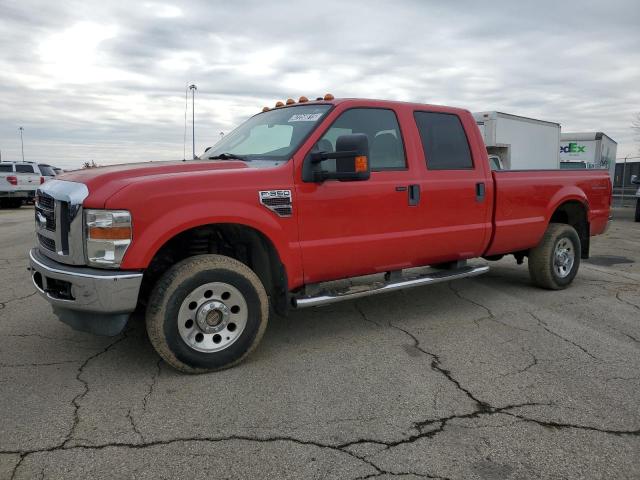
[146,255,269,373]
[528,223,581,290]
[635,198,640,222]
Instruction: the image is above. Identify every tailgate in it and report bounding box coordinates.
[17,173,39,189]
[0,174,16,191]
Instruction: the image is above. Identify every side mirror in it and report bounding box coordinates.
[631,174,639,185]
[303,133,370,183]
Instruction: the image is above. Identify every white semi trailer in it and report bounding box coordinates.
[473,111,560,170]
[559,132,617,181]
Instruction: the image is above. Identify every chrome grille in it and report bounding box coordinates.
[37,193,55,210]
[36,193,56,231]
[38,233,56,251]
[34,180,89,265]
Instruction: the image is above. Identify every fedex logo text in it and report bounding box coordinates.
[560,142,586,153]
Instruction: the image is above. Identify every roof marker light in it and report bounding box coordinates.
[323,93,334,101]
[298,96,309,103]
[286,98,295,105]
[275,101,285,108]
[262,106,270,112]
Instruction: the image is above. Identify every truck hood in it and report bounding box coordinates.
[58,160,249,208]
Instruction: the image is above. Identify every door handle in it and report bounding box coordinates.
[476,182,485,202]
[408,184,420,206]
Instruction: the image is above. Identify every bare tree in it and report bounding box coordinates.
[82,160,99,169]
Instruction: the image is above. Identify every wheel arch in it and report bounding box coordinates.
[548,199,590,259]
[139,222,290,315]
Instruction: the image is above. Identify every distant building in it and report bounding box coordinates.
[613,159,640,194]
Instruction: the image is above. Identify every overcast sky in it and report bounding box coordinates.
[1,0,639,169]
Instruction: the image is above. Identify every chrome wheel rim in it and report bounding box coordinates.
[553,237,575,278]
[178,282,248,353]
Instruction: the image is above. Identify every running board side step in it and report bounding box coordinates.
[293,265,489,308]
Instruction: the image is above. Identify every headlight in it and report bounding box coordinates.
[85,209,132,268]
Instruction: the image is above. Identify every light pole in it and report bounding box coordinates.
[19,127,24,162]
[621,156,628,207]
[189,84,197,159]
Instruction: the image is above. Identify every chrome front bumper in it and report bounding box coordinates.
[29,248,143,335]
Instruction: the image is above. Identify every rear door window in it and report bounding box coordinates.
[0,165,12,173]
[414,112,473,170]
[15,164,35,173]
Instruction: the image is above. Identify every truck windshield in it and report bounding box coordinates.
[202,104,331,161]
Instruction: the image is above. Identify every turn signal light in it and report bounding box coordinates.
[275,101,285,108]
[298,96,309,103]
[286,98,295,105]
[355,156,368,173]
[323,93,334,101]
[7,175,17,186]
[88,226,132,240]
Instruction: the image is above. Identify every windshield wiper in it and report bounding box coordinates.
[208,153,250,161]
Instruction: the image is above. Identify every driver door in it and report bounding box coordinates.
[295,107,423,284]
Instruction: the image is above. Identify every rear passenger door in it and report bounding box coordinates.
[412,111,492,263]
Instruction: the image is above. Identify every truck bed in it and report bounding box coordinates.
[485,169,611,256]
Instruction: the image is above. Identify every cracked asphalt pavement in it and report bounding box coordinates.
[1,206,639,479]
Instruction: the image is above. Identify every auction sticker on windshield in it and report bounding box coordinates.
[288,113,323,122]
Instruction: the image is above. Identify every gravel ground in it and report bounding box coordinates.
[0,206,638,479]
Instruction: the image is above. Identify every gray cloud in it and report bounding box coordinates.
[0,0,639,169]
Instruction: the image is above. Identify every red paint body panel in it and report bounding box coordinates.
[68,98,611,292]
[292,100,495,284]
[485,170,611,256]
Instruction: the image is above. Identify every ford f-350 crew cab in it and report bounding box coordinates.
[29,96,612,373]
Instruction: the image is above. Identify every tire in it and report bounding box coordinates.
[635,198,640,222]
[528,223,581,290]
[4,198,22,208]
[146,254,269,373]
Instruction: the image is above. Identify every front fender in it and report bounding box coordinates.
[118,200,303,289]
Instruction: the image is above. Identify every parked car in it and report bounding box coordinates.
[29,96,612,373]
[0,161,43,207]
[632,174,640,222]
[38,164,58,181]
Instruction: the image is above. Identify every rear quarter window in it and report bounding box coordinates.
[0,165,12,173]
[15,164,35,173]
[414,112,473,170]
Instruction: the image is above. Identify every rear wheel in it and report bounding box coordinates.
[528,223,581,290]
[146,254,269,373]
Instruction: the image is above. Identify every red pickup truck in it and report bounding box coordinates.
[29,96,612,372]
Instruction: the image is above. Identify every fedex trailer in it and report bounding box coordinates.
[473,111,560,170]
[559,132,617,181]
